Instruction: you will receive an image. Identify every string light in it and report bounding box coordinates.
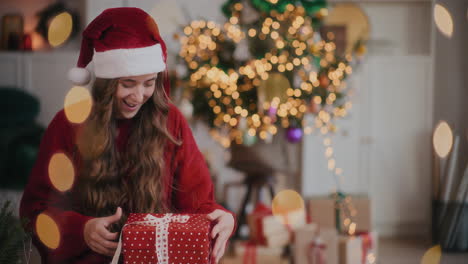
[177,5,361,147]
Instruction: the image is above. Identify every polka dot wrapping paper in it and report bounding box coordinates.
[115,213,214,264]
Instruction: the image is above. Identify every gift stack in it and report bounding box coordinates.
[112,213,214,264]
[293,194,378,264]
[221,203,305,264]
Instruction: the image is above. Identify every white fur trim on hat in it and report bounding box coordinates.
[93,44,166,78]
[68,67,91,85]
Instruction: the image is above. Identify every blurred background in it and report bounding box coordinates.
[0,0,467,263]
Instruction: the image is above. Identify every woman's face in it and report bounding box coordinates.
[115,73,157,119]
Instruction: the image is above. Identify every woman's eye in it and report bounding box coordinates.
[144,82,155,87]
[121,83,134,88]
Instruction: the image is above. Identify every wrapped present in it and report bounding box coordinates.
[355,231,378,264]
[248,203,306,248]
[220,255,287,264]
[263,230,290,248]
[338,235,362,264]
[308,238,327,264]
[307,194,372,234]
[306,197,336,229]
[339,196,371,233]
[247,203,273,245]
[294,224,339,264]
[232,241,283,264]
[111,213,213,264]
[262,209,306,236]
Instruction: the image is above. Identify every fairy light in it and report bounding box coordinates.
[271,31,279,39]
[348,222,356,235]
[229,118,238,126]
[293,89,301,97]
[276,40,285,49]
[270,56,279,64]
[229,16,239,24]
[183,26,192,35]
[321,126,329,134]
[293,58,301,66]
[272,21,280,29]
[177,6,360,151]
[207,21,216,29]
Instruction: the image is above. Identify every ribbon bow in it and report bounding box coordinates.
[111,213,191,264]
[307,239,327,264]
[356,232,373,264]
[242,241,258,264]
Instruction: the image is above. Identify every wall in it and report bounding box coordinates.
[432,0,468,183]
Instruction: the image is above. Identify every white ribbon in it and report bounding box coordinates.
[111,213,190,264]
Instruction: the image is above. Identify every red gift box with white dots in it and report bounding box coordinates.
[121,213,213,264]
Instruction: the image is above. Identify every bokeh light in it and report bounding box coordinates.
[433,121,453,158]
[48,153,75,192]
[48,12,73,47]
[64,86,93,124]
[420,245,441,264]
[434,4,453,38]
[36,213,60,249]
[348,222,356,235]
[324,3,370,54]
[272,189,305,226]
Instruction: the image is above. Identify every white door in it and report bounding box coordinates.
[365,56,432,236]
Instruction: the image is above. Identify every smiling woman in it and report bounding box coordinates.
[20,7,235,264]
[115,73,158,119]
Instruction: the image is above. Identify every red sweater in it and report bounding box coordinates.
[20,104,234,263]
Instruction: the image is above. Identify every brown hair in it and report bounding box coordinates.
[74,71,180,229]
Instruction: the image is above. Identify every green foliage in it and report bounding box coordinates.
[0,201,29,264]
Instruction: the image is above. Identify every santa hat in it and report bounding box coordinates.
[68,8,170,93]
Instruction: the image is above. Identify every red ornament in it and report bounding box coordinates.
[22,34,32,51]
[318,74,330,88]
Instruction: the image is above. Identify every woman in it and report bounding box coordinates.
[20,7,235,264]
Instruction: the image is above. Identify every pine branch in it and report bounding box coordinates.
[0,201,27,264]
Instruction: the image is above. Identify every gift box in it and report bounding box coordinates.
[306,197,336,229]
[263,230,290,248]
[294,224,339,264]
[355,231,378,264]
[248,203,306,247]
[262,209,306,235]
[230,241,283,264]
[247,203,273,245]
[338,235,362,264]
[220,255,287,264]
[111,213,213,264]
[339,196,371,233]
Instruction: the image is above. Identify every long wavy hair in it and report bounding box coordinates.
[74,71,180,229]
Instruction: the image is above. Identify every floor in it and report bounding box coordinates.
[20,237,468,263]
[378,238,468,264]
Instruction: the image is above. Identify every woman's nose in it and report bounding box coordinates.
[133,86,145,102]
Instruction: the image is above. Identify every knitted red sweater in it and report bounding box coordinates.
[20,104,234,263]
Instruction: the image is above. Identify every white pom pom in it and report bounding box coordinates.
[179,98,193,119]
[68,67,91,85]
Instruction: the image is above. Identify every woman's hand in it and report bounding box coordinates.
[84,207,122,256]
[207,209,235,263]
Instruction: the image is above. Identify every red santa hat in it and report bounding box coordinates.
[68,7,169,91]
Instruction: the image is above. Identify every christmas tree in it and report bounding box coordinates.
[175,0,365,148]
